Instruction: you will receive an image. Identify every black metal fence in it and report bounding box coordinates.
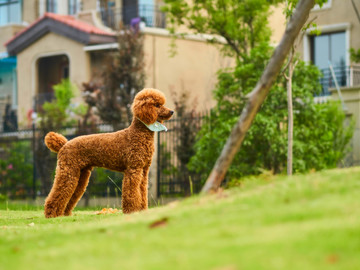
[157,113,207,197]
[0,123,124,202]
[0,114,207,201]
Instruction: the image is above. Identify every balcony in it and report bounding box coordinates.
[99,4,166,30]
[318,65,360,96]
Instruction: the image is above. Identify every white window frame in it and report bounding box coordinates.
[303,23,351,67]
[39,0,45,17]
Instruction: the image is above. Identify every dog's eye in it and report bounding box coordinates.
[155,104,161,108]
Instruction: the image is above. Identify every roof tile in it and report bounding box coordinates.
[5,12,114,46]
[44,13,114,36]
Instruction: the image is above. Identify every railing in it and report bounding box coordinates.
[99,4,166,30]
[319,65,360,96]
[0,122,124,201]
[157,113,207,197]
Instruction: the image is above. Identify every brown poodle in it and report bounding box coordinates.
[43,88,174,218]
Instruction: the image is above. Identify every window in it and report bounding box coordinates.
[311,31,347,94]
[68,0,81,15]
[0,0,21,26]
[139,0,153,26]
[46,0,57,13]
[311,31,346,69]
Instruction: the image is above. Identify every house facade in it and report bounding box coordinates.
[1,0,287,131]
[0,0,232,130]
[298,0,360,95]
[297,0,360,166]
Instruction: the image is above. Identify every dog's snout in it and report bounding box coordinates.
[170,110,174,115]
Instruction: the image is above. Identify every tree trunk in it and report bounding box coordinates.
[287,56,294,175]
[286,48,299,176]
[201,0,315,193]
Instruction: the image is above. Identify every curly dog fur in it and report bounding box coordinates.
[44,88,174,218]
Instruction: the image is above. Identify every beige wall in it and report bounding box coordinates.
[89,30,234,111]
[166,4,285,45]
[16,32,90,126]
[143,30,234,111]
[297,0,360,64]
[0,24,25,52]
[331,86,360,165]
[269,4,286,45]
[82,0,98,12]
[22,0,38,23]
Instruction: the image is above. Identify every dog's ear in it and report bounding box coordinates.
[132,98,157,125]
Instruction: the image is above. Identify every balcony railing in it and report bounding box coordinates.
[99,4,166,30]
[319,65,360,96]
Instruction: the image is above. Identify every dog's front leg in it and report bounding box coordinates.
[140,166,150,211]
[121,168,143,214]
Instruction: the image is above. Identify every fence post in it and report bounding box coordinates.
[32,122,36,200]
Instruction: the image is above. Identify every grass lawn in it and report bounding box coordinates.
[1,167,360,270]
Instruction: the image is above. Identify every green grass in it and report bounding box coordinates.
[1,167,360,270]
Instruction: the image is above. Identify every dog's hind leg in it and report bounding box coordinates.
[64,167,93,216]
[121,168,143,214]
[44,162,80,218]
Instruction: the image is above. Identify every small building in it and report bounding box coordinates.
[5,12,116,126]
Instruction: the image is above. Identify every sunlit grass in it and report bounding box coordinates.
[1,167,360,270]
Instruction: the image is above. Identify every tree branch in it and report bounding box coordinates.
[351,0,360,24]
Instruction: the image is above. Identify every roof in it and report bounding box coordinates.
[44,13,114,36]
[6,13,116,55]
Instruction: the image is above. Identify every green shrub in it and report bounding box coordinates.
[189,54,354,181]
[0,141,34,198]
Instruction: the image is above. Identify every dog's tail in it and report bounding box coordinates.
[44,132,68,153]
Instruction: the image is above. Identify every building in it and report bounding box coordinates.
[1,0,238,130]
[298,0,360,96]
[297,0,360,165]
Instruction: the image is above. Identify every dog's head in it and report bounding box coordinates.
[132,88,174,125]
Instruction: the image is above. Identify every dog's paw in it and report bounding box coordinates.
[64,211,73,217]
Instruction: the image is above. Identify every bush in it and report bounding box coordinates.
[0,141,34,199]
[189,53,354,181]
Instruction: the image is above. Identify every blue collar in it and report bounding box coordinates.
[138,118,168,132]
